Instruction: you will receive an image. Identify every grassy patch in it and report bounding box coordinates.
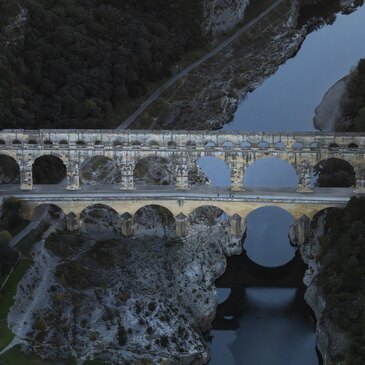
[0,345,76,365]
[0,258,33,350]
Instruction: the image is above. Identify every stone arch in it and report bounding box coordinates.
[244,206,296,267]
[313,157,356,188]
[12,140,21,145]
[80,155,120,185]
[32,203,65,220]
[189,205,228,226]
[167,141,177,149]
[44,140,53,147]
[189,156,230,187]
[133,204,176,237]
[240,141,252,149]
[28,140,38,145]
[275,141,286,150]
[32,155,67,184]
[205,141,216,149]
[292,141,304,150]
[59,140,68,148]
[222,140,234,149]
[257,141,269,149]
[148,140,160,148]
[0,154,20,184]
[133,156,175,186]
[80,204,121,235]
[76,140,86,147]
[244,157,298,190]
[0,139,6,145]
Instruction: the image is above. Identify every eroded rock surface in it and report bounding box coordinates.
[8,207,242,364]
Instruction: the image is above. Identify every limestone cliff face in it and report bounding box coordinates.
[297,213,348,365]
[202,0,250,36]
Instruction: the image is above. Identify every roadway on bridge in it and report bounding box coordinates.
[0,184,356,204]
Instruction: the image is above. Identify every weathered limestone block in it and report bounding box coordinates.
[175,164,189,190]
[175,212,188,237]
[289,215,311,246]
[229,213,245,237]
[66,160,80,190]
[120,161,135,190]
[65,212,79,232]
[121,212,133,236]
[296,160,313,193]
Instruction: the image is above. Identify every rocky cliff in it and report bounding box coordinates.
[7,206,243,364]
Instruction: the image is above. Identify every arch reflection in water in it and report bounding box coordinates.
[244,206,295,267]
[210,288,318,365]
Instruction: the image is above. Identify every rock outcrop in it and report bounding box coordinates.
[7,206,243,364]
[295,212,348,365]
[203,0,250,37]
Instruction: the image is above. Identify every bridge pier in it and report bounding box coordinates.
[176,164,189,190]
[229,214,246,237]
[65,212,80,232]
[20,166,33,190]
[229,162,245,192]
[297,162,313,193]
[121,213,134,236]
[175,213,188,237]
[120,161,135,190]
[355,168,365,193]
[66,160,80,190]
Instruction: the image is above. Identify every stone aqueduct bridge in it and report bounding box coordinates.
[1,129,364,238]
[1,129,365,192]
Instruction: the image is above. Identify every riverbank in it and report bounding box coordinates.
[313,76,349,132]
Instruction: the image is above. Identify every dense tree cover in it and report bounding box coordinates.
[342,58,365,132]
[0,0,204,129]
[0,196,27,235]
[0,197,25,284]
[318,197,365,363]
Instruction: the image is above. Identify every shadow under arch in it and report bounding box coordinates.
[0,154,20,184]
[79,204,121,235]
[32,155,67,184]
[313,157,356,188]
[133,156,176,186]
[80,155,121,185]
[190,156,230,188]
[133,204,176,238]
[189,205,228,226]
[244,157,298,191]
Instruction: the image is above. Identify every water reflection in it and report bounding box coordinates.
[210,288,317,365]
[245,207,295,267]
[224,3,365,132]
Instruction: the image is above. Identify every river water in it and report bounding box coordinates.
[205,1,365,364]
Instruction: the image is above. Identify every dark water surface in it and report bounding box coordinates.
[223,2,365,132]
[205,3,365,362]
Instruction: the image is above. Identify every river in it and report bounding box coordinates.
[203,1,365,364]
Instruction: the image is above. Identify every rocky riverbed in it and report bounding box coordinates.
[6,206,242,364]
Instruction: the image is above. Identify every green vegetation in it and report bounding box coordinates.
[342,58,365,131]
[0,258,32,350]
[0,345,76,364]
[317,197,365,363]
[0,0,204,129]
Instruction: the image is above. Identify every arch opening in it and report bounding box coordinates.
[244,158,298,191]
[80,156,120,185]
[190,157,230,188]
[244,207,296,267]
[133,205,175,238]
[0,154,20,184]
[313,158,355,188]
[190,206,228,226]
[134,156,175,186]
[32,155,66,184]
[80,204,120,238]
